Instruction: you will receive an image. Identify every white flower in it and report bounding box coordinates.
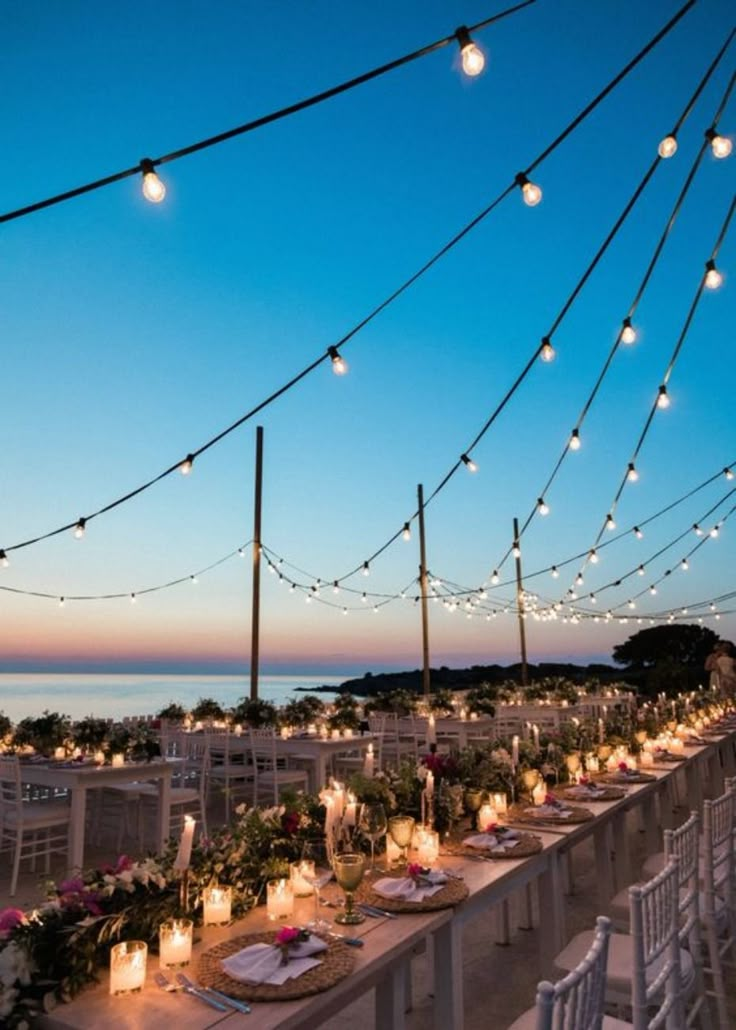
[0,984,18,1018]
[0,941,35,988]
[234,802,247,816]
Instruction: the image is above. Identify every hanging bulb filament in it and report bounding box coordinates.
[680,558,689,571]
[705,128,733,159]
[551,566,559,578]
[605,513,616,531]
[491,570,500,585]
[140,158,166,203]
[704,260,723,290]
[539,336,555,362]
[515,172,542,207]
[327,345,349,375]
[621,317,637,344]
[657,134,678,159]
[637,564,645,576]
[455,25,485,77]
[569,428,581,451]
[74,518,86,540]
[634,526,644,539]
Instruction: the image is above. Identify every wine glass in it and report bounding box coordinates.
[358,803,387,875]
[520,767,540,804]
[388,815,415,867]
[332,852,365,925]
[300,840,333,934]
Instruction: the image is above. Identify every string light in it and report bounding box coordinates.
[139,159,166,203]
[705,128,733,159]
[704,259,723,290]
[237,547,245,557]
[725,467,734,480]
[551,566,559,578]
[634,526,644,539]
[589,548,599,564]
[657,134,678,159]
[575,573,584,587]
[361,592,367,603]
[628,599,636,609]
[709,525,719,538]
[620,317,637,344]
[627,463,639,482]
[512,541,521,559]
[73,518,86,540]
[58,597,65,608]
[455,25,485,77]
[605,513,616,531]
[569,429,581,451]
[461,454,478,473]
[327,345,349,375]
[180,454,194,475]
[537,497,549,516]
[656,385,670,409]
[590,593,596,604]
[539,336,555,362]
[0,550,8,569]
[638,564,645,575]
[649,585,657,595]
[333,580,340,594]
[402,522,412,541]
[693,523,703,536]
[362,561,370,577]
[130,593,137,604]
[190,575,198,585]
[491,570,500,585]
[680,558,689,570]
[515,172,542,207]
[342,607,348,616]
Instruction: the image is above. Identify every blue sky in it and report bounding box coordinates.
[1,0,734,675]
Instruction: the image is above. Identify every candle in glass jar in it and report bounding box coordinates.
[386,836,402,866]
[413,827,439,866]
[93,750,105,765]
[640,751,654,768]
[344,727,354,740]
[280,726,289,740]
[111,753,125,767]
[478,803,497,831]
[267,879,294,920]
[532,781,547,806]
[109,940,147,995]
[363,742,375,777]
[670,737,685,755]
[331,728,341,740]
[203,885,232,925]
[159,919,193,968]
[491,793,508,816]
[606,755,618,772]
[586,755,600,774]
[54,746,65,760]
[290,860,315,897]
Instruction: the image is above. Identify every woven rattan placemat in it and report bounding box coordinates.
[441,831,543,860]
[356,871,468,912]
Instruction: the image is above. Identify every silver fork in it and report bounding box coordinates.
[176,972,251,1014]
[154,971,227,1012]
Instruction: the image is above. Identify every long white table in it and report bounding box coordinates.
[19,759,173,872]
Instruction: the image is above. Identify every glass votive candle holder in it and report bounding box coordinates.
[110,940,147,995]
[202,884,232,926]
[290,859,315,897]
[331,728,341,740]
[93,750,105,765]
[111,753,125,767]
[412,825,440,866]
[159,918,193,968]
[491,793,508,816]
[266,878,294,921]
[477,803,497,831]
[54,746,66,760]
[640,751,654,768]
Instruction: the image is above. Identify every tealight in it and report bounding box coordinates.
[344,727,354,739]
[110,940,147,995]
[290,860,315,897]
[267,878,294,921]
[93,750,105,765]
[331,729,341,740]
[111,753,125,768]
[54,747,66,760]
[478,803,497,830]
[532,781,547,806]
[202,885,232,926]
[412,825,440,866]
[159,918,193,968]
[491,792,508,816]
[640,751,654,768]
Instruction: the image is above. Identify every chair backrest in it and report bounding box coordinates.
[663,811,700,945]
[534,915,611,1030]
[629,858,683,1030]
[0,757,22,816]
[702,787,735,920]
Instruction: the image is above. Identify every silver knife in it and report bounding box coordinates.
[170,972,228,1012]
[177,972,251,1014]
[325,930,364,947]
[358,903,398,919]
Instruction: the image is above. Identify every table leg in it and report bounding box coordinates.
[612,810,629,892]
[432,918,464,1030]
[375,959,407,1030]
[68,786,87,872]
[594,822,614,909]
[641,793,659,854]
[156,768,173,854]
[538,852,565,969]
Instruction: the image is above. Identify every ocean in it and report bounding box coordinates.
[0,673,346,723]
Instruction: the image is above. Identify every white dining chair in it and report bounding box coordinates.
[507,915,615,1029]
[554,860,686,1029]
[249,729,308,805]
[207,730,255,822]
[701,788,736,1027]
[0,756,70,895]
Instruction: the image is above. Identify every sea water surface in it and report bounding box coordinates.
[0,673,346,722]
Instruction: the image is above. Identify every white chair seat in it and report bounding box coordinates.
[556,931,694,999]
[3,802,70,827]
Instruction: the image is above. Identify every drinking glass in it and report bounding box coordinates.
[332,852,365,925]
[300,840,333,934]
[388,815,415,867]
[358,802,387,875]
[520,767,540,804]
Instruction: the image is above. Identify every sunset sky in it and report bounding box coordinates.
[2,0,734,676]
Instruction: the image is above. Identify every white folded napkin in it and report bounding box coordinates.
[373,870,447,903]
[462,831,520,853]
[526,804,572,818]
[221,936,328,986]
[566,785,606,800]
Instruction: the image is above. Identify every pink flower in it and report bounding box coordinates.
[407,863,423,879]
[59,876,85,895]
[281,811,300,835]
[618,762,629,772]
[482,822,499,834]
[544,793,557,806]
[114,855,133,873]
[579,777,589,785]
[0,907,26,938]
[275,926,300,945]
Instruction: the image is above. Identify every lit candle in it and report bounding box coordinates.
[267,878,294,920]
[414,827,440,866]
[344,791,358,827]
[332,783,345,821]
[512,735,520,769]
[363,742,375,778]
[290,860,315,897]
[532,724,540,752]
[54,747,66,760]
[386,836,401,866]
[425,770,435,797]
[173,815,195,872]
[606,755,618,772]
[427,714,437,746]
[202,885,232,925]
[331,728,341,740]
[159,919,193,968]
[233,723,243,736]
[93,750,105,765]
[109,940,147,995]
[491,793,508,816]
[670,738,685,756]
[478,803,497,831]
[640,751,654,768]
[532,781,546,806]
[111,753,125,767]
[320,724,329,739]
[459,707,467,721]
[586,755,600,774]
[598,719,604,745]
[470,711,479,721]
[280,726,289,740]
[344,727,354,740]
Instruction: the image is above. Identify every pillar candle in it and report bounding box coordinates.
[598,719,604,744]
[532,724,540,752]
[159,919,193,968]
[478,803,497,831]
[344,792,358,827]
[267,879,294,920]
[109,941,147,996]
[203,885,232,925]
[425,770,435,797]
[512,735,520,769]
[427,714,437,746]
[363,743,375,778]
[173,815,195,872]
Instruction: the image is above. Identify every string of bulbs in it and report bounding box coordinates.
[493,54,736,578]
[0,0,696,569]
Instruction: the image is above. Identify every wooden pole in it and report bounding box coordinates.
[513,517,529,687]
[250,426,264,701]
[417,484,431,698]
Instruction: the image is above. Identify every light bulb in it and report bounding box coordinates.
[706,129,732,159]
[724,467,734,480]
[575,573,584,587]
[402,522,411,541]
[621,318,637,344]
[140,158,166,203]
[628,600,636,609]
[180,454,194,475]
[638,564,645,576]
[327,345,348,375]
[658,134,677,159]
[74,518,86,540]
[649,585,657,595]
[587,549,598,564]
[362,561,370,577]
[569,428,581,451]
[627,463,639,482]
[656,385,670,409]
[606,513,616,531]
[551,566,559,578]
[515,172,542,207]
[537,497,549,515]
[590,593,597,604]
[491,570,500,585]
[693,523,703,536]
[59,596,65,607]
[190,575,198,585]
[512,542,521,558]
[710,526,719,538]
[0,550,8,568]
[704,260,723,290]
[342,607,348,616]
[333,581,340,594]
[539,337,555,362]
[461,453,478,473]
[680,558,689,571]
[237,547,245,558]
[130,593,137,604]
[634,526,644,540]
[455,26,485,77]
[305,593,312,604]
[361,592,367,603]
